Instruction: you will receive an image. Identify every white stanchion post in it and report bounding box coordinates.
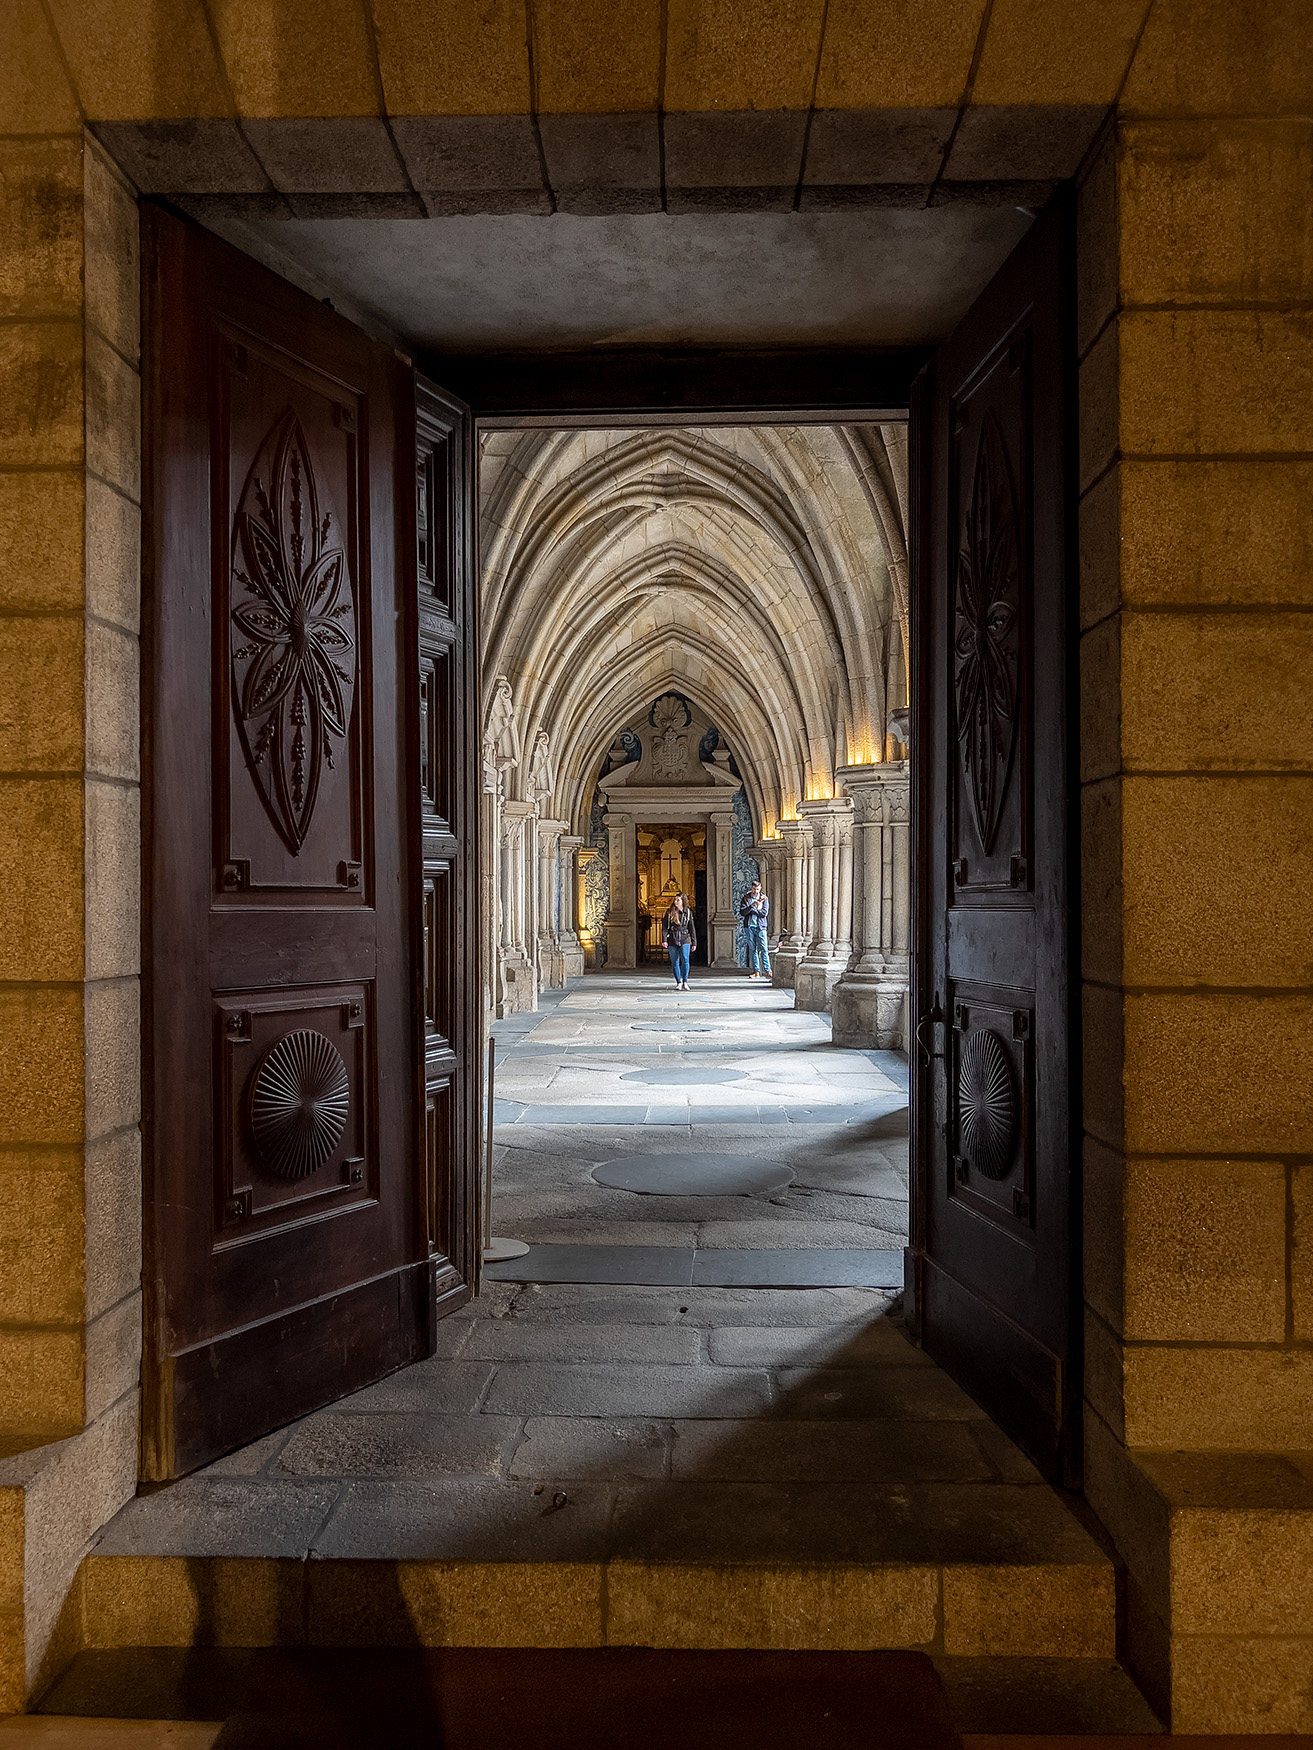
[483,1038,528,1264]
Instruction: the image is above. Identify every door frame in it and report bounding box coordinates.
[447,341,1082,1457]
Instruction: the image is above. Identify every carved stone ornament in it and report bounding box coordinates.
[231,410,356,853]
[954,411,1020,854]
[248,1027,350,1180]
[650,693,692,780]
[958,1027,1018,1181]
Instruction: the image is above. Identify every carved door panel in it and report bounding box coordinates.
[414,377,480,1298]
[142,209,477,1478]
[908,198,1080,1484]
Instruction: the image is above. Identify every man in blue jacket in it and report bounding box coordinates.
[739,881,771,979]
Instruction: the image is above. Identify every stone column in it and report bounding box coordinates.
[830,763,911,1048]
[793,797,855,1012]
[575,844,602,970]
[498,800,537,1013]
[835,811,856,964]
[557,834,585,979]
[536,817,567,990]
[603,812,636,968]
[708,808,740,968]
[771,820,811,987]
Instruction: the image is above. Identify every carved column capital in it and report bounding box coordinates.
[835,761,911,825]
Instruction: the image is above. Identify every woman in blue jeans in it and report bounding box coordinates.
[661,892,696,989]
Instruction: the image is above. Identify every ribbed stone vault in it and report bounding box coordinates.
[481,423,909,842]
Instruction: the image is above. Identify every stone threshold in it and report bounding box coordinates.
[491,1099,903,1124]
[21,1648,1166,1743]
[70,1551,1116,1662]
[482,1243,904,1287]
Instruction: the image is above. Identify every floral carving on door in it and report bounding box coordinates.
[953,411,1020,855]
[230,409,356,853]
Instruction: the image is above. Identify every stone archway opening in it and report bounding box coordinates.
[477,418,915,1293]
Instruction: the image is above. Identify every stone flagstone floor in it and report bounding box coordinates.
[487,969,910,1254]
[85,969,1129,1643]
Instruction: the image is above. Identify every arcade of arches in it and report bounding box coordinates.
[1,0,1311,1735]
[480,424,912,1048]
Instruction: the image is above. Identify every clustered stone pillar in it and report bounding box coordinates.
[793,797,855,1011]
[831,762,911,1048]
[771,819,812,987]
[497,800,537,1012]
[603,812,636,967]
[557,834,585,979]
[709,808,740,967]
[535,818,567,989]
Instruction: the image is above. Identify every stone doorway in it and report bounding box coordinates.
[637,824,706,965]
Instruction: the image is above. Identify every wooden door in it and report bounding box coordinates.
[907,198,1080,1485]
[142,209,478,1478]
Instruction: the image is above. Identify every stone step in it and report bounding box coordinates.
[74,1468,1118,1658]
[27,1647,1164,1745]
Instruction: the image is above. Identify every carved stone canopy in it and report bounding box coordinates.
[483,674,521,772]
[528,728,556,802]
[599,692,739,791]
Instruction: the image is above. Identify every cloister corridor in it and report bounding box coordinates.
[62,973,1149,1741]
[7,0,1310,1721]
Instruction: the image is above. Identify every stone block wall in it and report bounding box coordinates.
[0,17,142,1699]
[1075,4,1313,1725]
[0,0,1310,1728]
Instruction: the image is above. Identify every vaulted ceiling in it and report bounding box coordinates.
[481,422,909,840]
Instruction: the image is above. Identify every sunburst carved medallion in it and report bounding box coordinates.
[958,1028,1018,1181]
[230,409,356,853]
[954,411,1020,854]
[248,1028,350,1180]
[959,1029,1022,1183]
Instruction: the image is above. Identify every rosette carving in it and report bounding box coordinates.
[230,410,356,853]
[958,1027,1018,1181]
[248,1028,350,1180]
[954,412,1020,854]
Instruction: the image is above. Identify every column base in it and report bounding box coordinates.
[771,938,808,989]
[497,952,537,1015]
[604,921,635,968]
[710,918,739,968]
[537,937,566,990]
[831,975,909,1049]
[560,938,585,980]
[793,953,848,1013]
